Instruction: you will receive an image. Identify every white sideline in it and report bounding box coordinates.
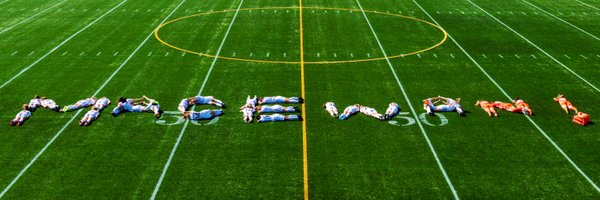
[0,0,128,90]
[412,0,600,193]
[574,0,600,11]
[150,0,244,199]
[355,0,460,199]
[464,0,600,94]
[0,0,69,35]
[521,0,600,41]
[0,0,187,198]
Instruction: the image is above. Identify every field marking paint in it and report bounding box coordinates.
[498,54,503,59]
[434,53,438,58]
[0,0,128,90]
[28,51,35,56]
[465,0,600,93]
[417,54,421,58]
[150,1,243,199]
[114,52,119,56]
[61,51,68,56]
[413,0,600,193]
[564,54,571,59]
[0,0,69,35]
[522,0,600,41]
[79,52,85,56]
[450,53,455,58]
[356,0,459,199]
[97,52,102,56]
[0,1,187,198]
[0,0,9,5]
[11,51,18,56]
[580,54,588,59]
[514,54,520,59]
[482,54,487,58]
[575,0,600,10]
[299,0,309,199]
[531,54,537,59]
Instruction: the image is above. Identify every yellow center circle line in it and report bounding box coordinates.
[154,7,448,65]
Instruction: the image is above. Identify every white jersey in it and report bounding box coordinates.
[385,103,399,115]
[194,96,213,104]
[258,105,296,113]
[241,107,255,116]
[258,114,286,122]
[16,110,31,118]
[189,110,214,120]
[343,105,360,115]
[360,106,380,115]
[84,110,99,119]
[29,98,42,108]
[131,105,144,112]
[41,99,58,108]
[245,96,257,107]
[178,99,190,113]
[94,97,110,109]
[77,98,96,107]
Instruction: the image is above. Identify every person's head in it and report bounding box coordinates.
[34,95,40,99]
[92,107,98,111]
[557,94,564,98]
[22,104,29,110]
[190,98,197,104]
[41,96,47,100]
[118,97,126,103]
[455,98,461,103]
[155,110,164,119]
[92,97,98,101]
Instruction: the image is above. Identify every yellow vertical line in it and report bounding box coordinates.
[299,0,309,199]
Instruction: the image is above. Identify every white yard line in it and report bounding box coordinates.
[0,1,187,198]
[522,0,600,41]
[0,0,129,90]
[465,0,600,93]
[0,0,69,35]
[574,0,600,11]
[0,0,9,5]
[150,0,244,199]
[413,0,600,193]
[355,0,460,199]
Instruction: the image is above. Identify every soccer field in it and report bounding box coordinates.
[1,0,599,199]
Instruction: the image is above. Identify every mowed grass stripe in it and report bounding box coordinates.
[412,0,600,194]
[520,0,600,41]
[150,0,243,199]
[0,0,129,90]
[0,0,69,35]
[464,0,600,93]
[574,0,600,10]
[355,0,459,199]
[0,0,187,198]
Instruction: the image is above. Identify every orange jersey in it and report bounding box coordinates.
[493,101,515,110]
[476,101,494,109]
[555,97,573,107]
[573,112,590,126]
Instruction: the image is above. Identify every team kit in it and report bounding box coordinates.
[10,94,591,127]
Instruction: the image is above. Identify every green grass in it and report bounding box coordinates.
[1,0,599,199]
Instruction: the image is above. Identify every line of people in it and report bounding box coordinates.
[177,96,225,120]
[326,102,400,121]
[11,95,111,126]
[240,95,304,123]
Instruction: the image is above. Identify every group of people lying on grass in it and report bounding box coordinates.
[10,94,592,127]
[240,95,304,123]
[323,102,400,121]
[10,95,111,126]
[177,96,226,120]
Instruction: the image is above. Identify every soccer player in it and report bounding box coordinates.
[10,104,31,126]
[61,97,97,112]
[493,101,519,113]
[256,105,299,113]
[28,95,42,111]
[424,96,465,116]
[178,98,193,114]
[323,102,339,118]
[240,105,255,123]
[41,96,60,112]
[573,112,590,126]
[93,97,111,111]
[360,106,385,120]
[514,97,533,116]
[241,95,258,109]
[190,96,226,108]
[138,96,163,118]
[258,96,304,104]
[80,107,100,126]
[184,109,224,120]
[475,100,498,117]
[553,94,578,114]
[256,114,302,123]
[339,104,361,120]
[384,102,400,120]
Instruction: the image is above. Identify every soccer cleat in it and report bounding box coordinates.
[10,121,15,126]
[297,115,303,121]
[294,106,300,112]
